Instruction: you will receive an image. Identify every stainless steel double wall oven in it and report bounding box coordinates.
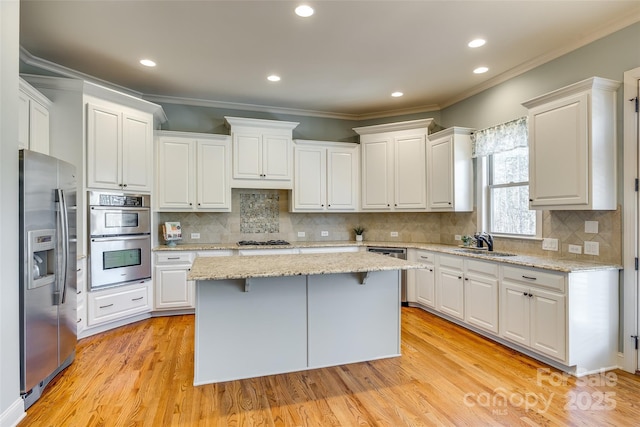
[88,191,151,290]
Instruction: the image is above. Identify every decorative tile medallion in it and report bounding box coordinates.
[240,193,280,233]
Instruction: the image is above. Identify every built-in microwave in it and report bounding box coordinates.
[88,191,151,290]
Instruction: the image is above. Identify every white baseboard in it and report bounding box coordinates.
[0,398,25,427]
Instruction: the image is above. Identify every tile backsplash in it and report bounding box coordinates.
[157,189,621,264]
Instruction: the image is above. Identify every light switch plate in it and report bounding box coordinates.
[297,231,306,237]
[190,233,200,239]
[321,231,329,237]
[584,241,600,256]
[542,238,559,251]
[568,244,582,254]
[390,231,399,237]
[454,235,462,241]
[585,221,599,234]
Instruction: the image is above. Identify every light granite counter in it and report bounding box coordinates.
[188,251,423,281]
[157,240,620,273]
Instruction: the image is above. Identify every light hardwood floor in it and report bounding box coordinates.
[20,308,640,426]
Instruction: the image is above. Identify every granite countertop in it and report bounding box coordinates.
[188,251,424,281]
[156,240,621,273]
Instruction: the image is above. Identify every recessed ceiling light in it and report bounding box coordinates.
[391,92,404,98]
[473,67,489,74]
[295,5,314,17]
[267,75,281,82]
[468,39,486,48]
[139,59,156,67]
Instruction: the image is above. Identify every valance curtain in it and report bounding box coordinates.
[471,116,528,158]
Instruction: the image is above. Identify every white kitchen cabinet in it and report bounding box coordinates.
[87,281,152,326]
[522,77,620,210]
[87,102,153,192]
[292,140,359,212]
[19,78,51,154]
[76,257,87,335]
[500,265,567,361]
[463,259,499,334]
[354,119,434,211]
[414,250,435,308]
[436,255,465,320]
[156,131,231,211]
[154,252,196,310]
[427,127,473,212]
[225,116,299,189]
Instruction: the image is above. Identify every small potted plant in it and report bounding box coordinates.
[461,235,473,247]
[353,226,365,242]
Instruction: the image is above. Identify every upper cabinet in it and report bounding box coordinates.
[19,78,51,154]
[291,140,359,212]
[225,116,299,190]
[87,102,153,193]
[354,119,434,211]
[156,131,231,212]
[522,77,620,210]
[426,127,474,212]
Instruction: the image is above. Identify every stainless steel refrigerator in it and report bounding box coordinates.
[19,149,77,410]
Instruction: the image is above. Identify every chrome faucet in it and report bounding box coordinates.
[474,232,494,251]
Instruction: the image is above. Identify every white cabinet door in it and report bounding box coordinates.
[29,100,50,155]
[157,137,194,209]
[122,113,152,192]
[437,265,464,320]
[361,138,392,209]
[464,272,499,334]
[294,145,326,210]
[197,140,231,209]
[87,103,122,190]
[18,91,30,150]
[263,135,292,180]
[500,281,530,347]
[327,147,358,211]
[233,133,262,179]
[428,136,453,209]
[415,262,435,308]
[530,288,566,360]
[529,93,588,207]
[155,265,194,310]
[394,135,426,209]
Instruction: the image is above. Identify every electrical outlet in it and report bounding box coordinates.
[390,231,399,237]
[454,235,462,241]
[190,233,200,239]
[542,238,559,251]
[297,231,306,237]
[568,244,582,254]
[585,221,599,234]
[321,231,329,237]
[584,241,600,256]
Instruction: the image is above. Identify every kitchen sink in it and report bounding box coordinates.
[453,248,517,257]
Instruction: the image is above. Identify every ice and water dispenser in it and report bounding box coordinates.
[28,229,56,290]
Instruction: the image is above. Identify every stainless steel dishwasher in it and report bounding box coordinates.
[366,247,408,306]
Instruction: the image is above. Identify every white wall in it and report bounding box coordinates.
[0,1,25,425]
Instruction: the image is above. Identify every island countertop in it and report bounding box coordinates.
[188,251,424,281]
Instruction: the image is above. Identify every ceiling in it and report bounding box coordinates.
[19,1,640,119]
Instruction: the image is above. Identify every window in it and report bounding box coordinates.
[472,117,541,239]
[488,147,537,236]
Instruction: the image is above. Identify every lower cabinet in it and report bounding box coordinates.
[500,266,566,361]
[464,260,499,334]
[155,252,196,310]
[436,255,465,319]
[87,281,152,326]
[414,250,435,308]
[76,257,87,335]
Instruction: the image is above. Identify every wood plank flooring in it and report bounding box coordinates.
[20,308,640,426]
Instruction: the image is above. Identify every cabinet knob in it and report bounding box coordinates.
[387,204,390,207]
[464,277,468,281]
[189,203,193,206]
[429,268,433,272]
[321,204,324,207]
[458,276,462,280]
[448,202,452,205]
[523,291,528,296]
[198,203,201,206]
[529,199,533,202]
[123,184,128,188]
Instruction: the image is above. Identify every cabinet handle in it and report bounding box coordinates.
[77,290,82,295]
[523,291,528,296]
[99,303,114,309]
[77,318,82,324]
[132,297,144,301]
[77,267,82,272]
[167,257,180,260]
[522,275,537,280]
[420,256,430,259]
[528,293,534,298]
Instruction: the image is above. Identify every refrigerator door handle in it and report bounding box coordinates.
[55,189,69,305]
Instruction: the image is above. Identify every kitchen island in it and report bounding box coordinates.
[188,252,423,385]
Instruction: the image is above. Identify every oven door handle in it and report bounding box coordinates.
[91,235,150,243]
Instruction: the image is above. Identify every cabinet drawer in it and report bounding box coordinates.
[466,259,498,277]
[438,254,464,270]
[88,283,151,326]
[155,252,195,264]
[502,266,565,292]
[196,250,234,257]
[415,251,435,264]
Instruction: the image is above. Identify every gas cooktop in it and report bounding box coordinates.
[237,240,291,246]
